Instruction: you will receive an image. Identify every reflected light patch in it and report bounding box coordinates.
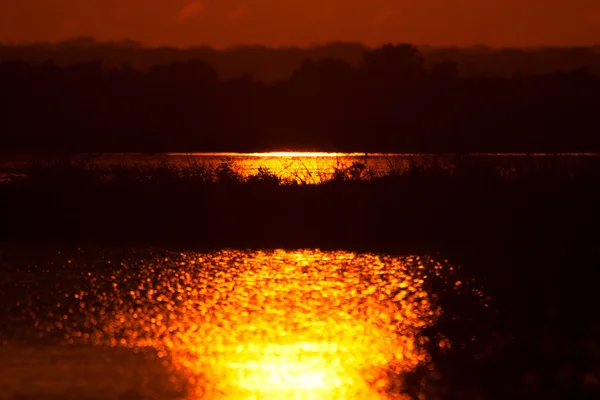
[26,250,471,399]
[248,152,348,157]
[226,342,346,394]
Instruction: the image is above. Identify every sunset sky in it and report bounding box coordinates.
[1,1,599,48]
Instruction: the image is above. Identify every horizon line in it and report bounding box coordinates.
[1,38,600,52]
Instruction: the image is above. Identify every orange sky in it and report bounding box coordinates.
[1,1,599,48]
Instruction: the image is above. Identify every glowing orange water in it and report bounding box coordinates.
[29,250,459,399]
[224,342,349,398]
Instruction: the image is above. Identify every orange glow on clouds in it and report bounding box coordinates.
[229,6,250,21]
[178,1,205,21]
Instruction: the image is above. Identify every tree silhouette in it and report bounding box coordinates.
[0,43,599,153]
[362,43,426,84]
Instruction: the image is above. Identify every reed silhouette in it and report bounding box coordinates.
[1,155,597,266]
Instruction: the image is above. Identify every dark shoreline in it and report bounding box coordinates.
[2,155,598,322]
[2,156,600,399]
[2,155,597,251]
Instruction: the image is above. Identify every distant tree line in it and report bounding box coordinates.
[1,43,600,153]
[3,38,600,82]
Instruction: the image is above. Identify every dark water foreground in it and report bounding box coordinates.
[0,246,599,400]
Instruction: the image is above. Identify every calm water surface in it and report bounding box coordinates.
[0,248,474,399]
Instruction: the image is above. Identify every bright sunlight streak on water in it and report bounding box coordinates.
[247,152,350,157]
[3,249,473,399]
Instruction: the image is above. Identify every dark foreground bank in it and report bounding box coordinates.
[1,156,600,399]
[1,155,598,254]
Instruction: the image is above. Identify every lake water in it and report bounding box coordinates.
[1,152,596,183]
[0,247,471,399]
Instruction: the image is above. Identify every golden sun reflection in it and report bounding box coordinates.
[247,152,348,157]
[226,342,346,395]
[29,250,462,399]
[218,339,390,399]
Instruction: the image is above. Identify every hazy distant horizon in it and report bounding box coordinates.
[2,36,600,52]
[1,1,599,48]
[3,38,600,85]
